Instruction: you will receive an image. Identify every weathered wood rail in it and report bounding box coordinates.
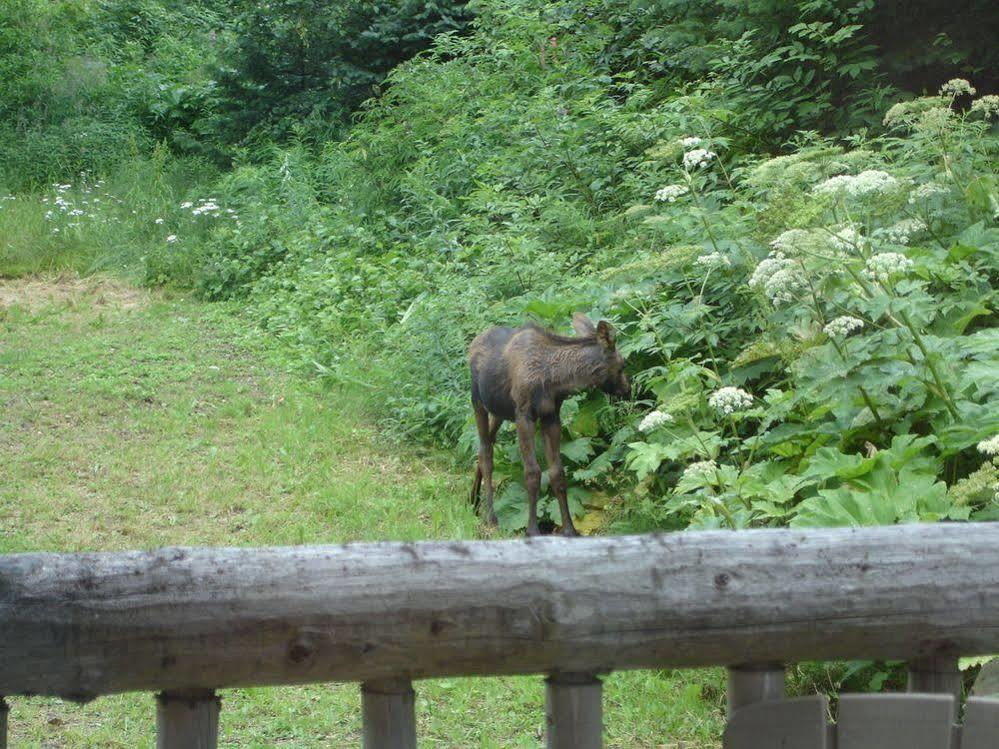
[1,523,998,747]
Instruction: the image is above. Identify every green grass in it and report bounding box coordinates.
[0,276,724,747]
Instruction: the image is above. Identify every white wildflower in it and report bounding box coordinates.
[770,229,812,254]
[813,170,899,200]
[165,234,178,243]
[694,252,731,269]
[709,386,754,415]
[748,252,804,306]
[939,78,976,97]
[180,201,193,209]
[916,107,952,133]
[829,224,864,252]
[823,316,865,339]
[679,136,703,148]
[639,410,674,432]
[908,182,948,204]
[683,149,716,170]
[977,435,999,457]
[877,218,927,246]
[682,460,718,481]
[52,227,59,234]
[68,209,84,216]
[970,95,999,120]
[864,252,914,282]
[154,218,164,224]
[654,184,689,203]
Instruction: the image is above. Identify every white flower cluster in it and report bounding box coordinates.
[680,136,703,148]
[639,410,674,432]
[748,251,803,306]
[191,199,222,217]
[883,98,946,128]
[654,184,689,203]
[709,386,754,415]
[823,316,865,339]
[878,218,927,246]
[829,225,864,252]
[939,78,976,97]
[694,252,731,269]
[971,95,999,120]
[978,435,999,456]
[908,182,948,204]
[166,234,178,244]
[683,149,716,170]
[864,252,914,282]
[682,460,718,481]
[770,229,811,254]
[917,107,952,133]
[812,170,900,200]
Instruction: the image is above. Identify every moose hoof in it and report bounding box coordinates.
[487,512,499,526]
[561,525,580,538]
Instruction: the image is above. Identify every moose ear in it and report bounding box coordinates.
[596,320,616,349]
[571,312,597,337]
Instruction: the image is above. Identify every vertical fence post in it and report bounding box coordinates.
[545,672,602,749]
[362,678,416,749]
[156,689,220,749]
[907,656,962,703]
[727,663,785,713]
[1,697,8,749]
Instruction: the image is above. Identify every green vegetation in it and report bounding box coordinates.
[0,279,725,746]
[1,0,997,538]
[1,0,998,741]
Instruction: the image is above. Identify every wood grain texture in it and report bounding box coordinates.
[545,673,602,749]
[727,664,785,712]
[362,679,416,749]
[908,656,962,703]
[2,524,999,698]
[156,690,219,749]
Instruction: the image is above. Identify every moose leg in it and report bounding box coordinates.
[542,416,578,537]
[473,404,500,525]
[516,414,543,537]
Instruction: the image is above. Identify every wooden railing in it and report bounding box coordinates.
[1,523,998,747]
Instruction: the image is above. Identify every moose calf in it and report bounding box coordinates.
[468,313,630,536]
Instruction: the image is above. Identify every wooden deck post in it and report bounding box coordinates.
[545,672,602,749]
[1,697,7,749]
[727,663,785,713]
[156,689,219,749]
[362,678,416,749]
[907,656,962,703]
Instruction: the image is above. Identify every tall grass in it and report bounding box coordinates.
[0,147,219,280]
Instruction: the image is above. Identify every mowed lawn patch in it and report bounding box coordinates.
[0,276,724,748]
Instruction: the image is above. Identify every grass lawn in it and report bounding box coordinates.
[0,276,725,748]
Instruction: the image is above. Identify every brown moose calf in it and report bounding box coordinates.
[468,313,630,536]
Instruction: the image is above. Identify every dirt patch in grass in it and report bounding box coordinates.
[0,273,149,312]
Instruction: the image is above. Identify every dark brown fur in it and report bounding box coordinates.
[468,313,630,536]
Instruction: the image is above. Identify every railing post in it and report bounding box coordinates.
[362,678,416,749]
[545,672,602,749]
[727,663,785,713]
[907,656,962,703]
[156,689,220,749]
[1,697,7,749]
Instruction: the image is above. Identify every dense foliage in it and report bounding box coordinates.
[2,0,997,536]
